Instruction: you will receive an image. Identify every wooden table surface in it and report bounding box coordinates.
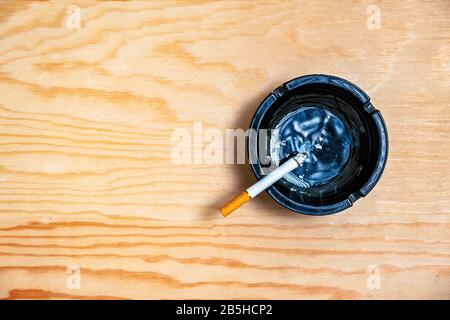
[0,0,449,300]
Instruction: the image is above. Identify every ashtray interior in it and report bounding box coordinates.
[269,106,352,189]
[249,75,388,215]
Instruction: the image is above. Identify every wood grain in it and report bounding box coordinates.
[0,0,449,299]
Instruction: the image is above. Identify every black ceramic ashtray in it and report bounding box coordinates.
[248,74,388,215]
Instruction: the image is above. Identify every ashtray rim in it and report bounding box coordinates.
[247,74,389,216]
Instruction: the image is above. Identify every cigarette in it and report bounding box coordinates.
[219,153,307,217]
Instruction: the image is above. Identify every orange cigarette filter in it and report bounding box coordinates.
[219,191,251,217]
[219,154,306,217]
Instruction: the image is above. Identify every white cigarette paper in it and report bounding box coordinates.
[246,153,307,198]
